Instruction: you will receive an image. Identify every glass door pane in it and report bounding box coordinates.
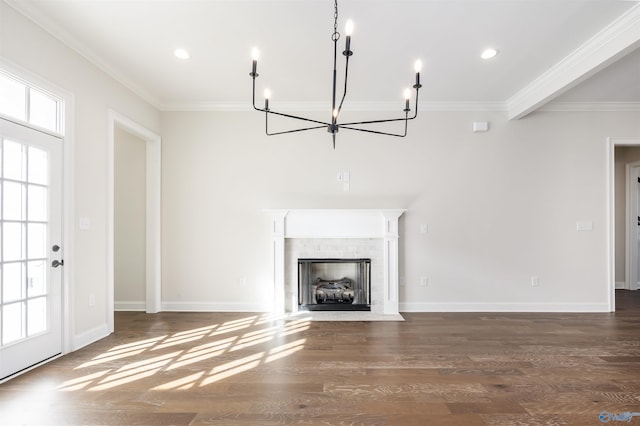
[1,137,50,343]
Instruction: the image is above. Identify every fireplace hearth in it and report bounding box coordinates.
[298,258,371,311]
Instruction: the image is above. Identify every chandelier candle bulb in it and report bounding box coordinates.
[264,88,271,110]
[345,19,354,36]
[404,88,411,111]
[414,59,423,88]
[250,48,260,77]
[344,19,353,54]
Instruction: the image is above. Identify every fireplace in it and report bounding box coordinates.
[298,258,371,311]
[266,209,405,318]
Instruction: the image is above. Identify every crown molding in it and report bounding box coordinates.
[158,100,508,112]
[5,0,163,109]
[160,101,640,112]
[159,100,640,113]
[507,3,640,120]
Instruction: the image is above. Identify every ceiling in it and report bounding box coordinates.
[6,0,640,118]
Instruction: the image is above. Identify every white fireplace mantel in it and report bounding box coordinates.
[265,209,405,317]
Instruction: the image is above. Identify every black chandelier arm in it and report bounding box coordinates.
[411,86,421,117]
[331,34,339,123]
[252,78,330,127]
[339,118,408,138]
[336,51,350,117]
[265,114,328,136]
[257,108,331,126]
[265,126,328,136]
[339,113,415,127]
[251,77,260,111]
[339,87,420,127]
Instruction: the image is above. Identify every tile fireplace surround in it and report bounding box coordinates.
[266,209,405,320]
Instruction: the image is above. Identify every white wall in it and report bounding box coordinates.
[114,127,146,309]
[161,110,639,312]
[0,2,160,347]
[3,1,640,352]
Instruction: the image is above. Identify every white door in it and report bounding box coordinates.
[0,118,62,381]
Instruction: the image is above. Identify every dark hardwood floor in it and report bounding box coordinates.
[1,291,639,425]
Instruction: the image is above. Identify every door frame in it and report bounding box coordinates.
[626,161,640,291]
[107,110,161,333]
[608,137,640,312]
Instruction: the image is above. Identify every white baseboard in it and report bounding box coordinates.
[161,301,269,312]
[126,301,617,313]
[616,281,627,289]
[72,323,110,351]
[114,301,146,311]
[399,302,610,313]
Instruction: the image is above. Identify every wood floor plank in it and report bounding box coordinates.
[1,290,639,425]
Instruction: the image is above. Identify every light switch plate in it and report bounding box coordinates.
[472,121,489,132]
[576,221,593,231]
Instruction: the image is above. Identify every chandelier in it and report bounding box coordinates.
[250,0,422,149]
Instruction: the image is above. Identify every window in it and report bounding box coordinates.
[0,71,63,135]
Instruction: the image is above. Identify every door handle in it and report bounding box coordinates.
[52,259,64,268]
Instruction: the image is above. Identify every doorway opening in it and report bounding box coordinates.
[107,110,161,333]
[114,127,147,310]
[625,160,640,292]
[608,137,640,313]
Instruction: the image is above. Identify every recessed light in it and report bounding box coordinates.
[481,48,498,60]
[174,49,191,60]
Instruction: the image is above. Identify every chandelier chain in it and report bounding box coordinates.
[332,0,340,41]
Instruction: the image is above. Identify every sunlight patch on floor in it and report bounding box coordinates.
[200,352,265,386]
[57,370,111,391]
[151,371,205,391]
[59,314,310,392]
[265,338,306,363]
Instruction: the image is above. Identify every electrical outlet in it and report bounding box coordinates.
[89,293,96,306]
[79,217,90,230]
[420,276,428,287]
[239,277,247,287]
[531,276,540,287]
[420,224,428,234]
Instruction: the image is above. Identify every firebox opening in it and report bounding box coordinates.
[298,258,371,311]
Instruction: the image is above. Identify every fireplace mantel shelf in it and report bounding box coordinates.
[266,209,405,319]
